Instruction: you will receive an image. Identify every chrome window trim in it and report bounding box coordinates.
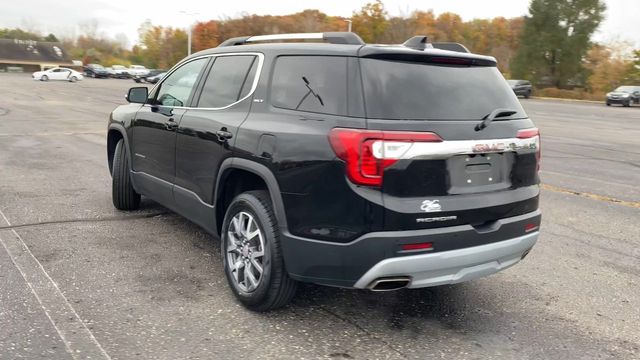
[144,52,264,111]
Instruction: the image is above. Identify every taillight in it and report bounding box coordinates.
[328,128,442,187]
[517,127,541,172]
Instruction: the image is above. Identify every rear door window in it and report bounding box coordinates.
[197,55,257,108]
[270,56,348,116]
[361,59,525,120]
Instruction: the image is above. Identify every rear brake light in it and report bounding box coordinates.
[429,57,473,65]
[517,127,541,172]
[517,128,539,139]
[329,128,442,187]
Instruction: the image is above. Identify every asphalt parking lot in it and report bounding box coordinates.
[1,73,639,359]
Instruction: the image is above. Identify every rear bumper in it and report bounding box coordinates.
[353,231,537,289]
[281,210,541,288]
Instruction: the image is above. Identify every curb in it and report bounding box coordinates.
[530,96,602,104]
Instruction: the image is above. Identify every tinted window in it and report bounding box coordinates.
[361,59,525,120]
[197,55,257,108]
[271,56,347,116]
[239,60,258,100]
[154,58,207,107]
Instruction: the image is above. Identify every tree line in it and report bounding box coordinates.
[2,0,638,96]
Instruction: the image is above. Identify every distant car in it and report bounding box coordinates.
[133,69,166,83]
[106,65,130,79]
[32,67,84,82]
[128,65,150,77]
[145,72,166,84]
[606,86,640,107]
[83,64,109,78]
[507,80,532,98]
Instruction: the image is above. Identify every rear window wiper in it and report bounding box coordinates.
[475,108,518,131]
[295,76,324,110]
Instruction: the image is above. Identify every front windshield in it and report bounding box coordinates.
[92,64,104,69]
[507,80,518,85]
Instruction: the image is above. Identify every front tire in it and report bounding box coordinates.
[69,76,77,83]
[41,75,48,81]
[624,100,632,107]
[111,139,140,210]
[221,190,297,311]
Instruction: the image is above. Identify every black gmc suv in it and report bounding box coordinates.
[107,32,541,311]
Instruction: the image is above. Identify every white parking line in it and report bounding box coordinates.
[0,209,111,360]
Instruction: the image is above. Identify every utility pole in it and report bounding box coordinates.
[180,11,199,56]
[187,24,192,56]
[345,19,352,32]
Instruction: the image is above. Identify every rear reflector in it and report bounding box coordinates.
[524,223,539,233]
[401,242,434,251]
[329,128,442,187]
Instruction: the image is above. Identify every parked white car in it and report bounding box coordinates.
[128,65,150,77]
[32,68,84,82]
[106,65,130,78]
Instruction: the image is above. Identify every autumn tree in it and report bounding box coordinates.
[584,44,638,94]
[137,21,187,69]
[629,50,640,83]
[352,0,388,43]
[0,28,46,41]
[193,21,219,51]
[512,0,606,87]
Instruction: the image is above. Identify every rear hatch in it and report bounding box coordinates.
[358,49,540,231]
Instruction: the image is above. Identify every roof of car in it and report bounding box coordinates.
[186,32,496,65]
[189,42,496,64]
[0,39,72,64]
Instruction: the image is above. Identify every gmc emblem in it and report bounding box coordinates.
[472,143,506,153]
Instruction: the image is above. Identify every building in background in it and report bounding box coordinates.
[0,39,73,72]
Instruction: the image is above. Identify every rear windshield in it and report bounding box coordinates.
[361,59,526,120]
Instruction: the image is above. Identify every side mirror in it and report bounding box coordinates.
[126,87,148,104]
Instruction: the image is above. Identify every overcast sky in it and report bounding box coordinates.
[2,0,638,48]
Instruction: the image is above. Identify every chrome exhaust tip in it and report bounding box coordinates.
[367,277,411,291]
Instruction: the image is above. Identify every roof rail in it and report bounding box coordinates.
[218,32,365,47]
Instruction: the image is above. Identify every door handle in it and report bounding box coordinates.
[165,118,178,131]
[216,129,233,142]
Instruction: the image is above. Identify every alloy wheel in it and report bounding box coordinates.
[226,211,265,293]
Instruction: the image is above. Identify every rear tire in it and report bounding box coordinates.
[111,139,140,210]
[221,190,297,311]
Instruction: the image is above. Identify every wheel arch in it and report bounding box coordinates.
[214,158,288,236]
[107,125,132,175]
